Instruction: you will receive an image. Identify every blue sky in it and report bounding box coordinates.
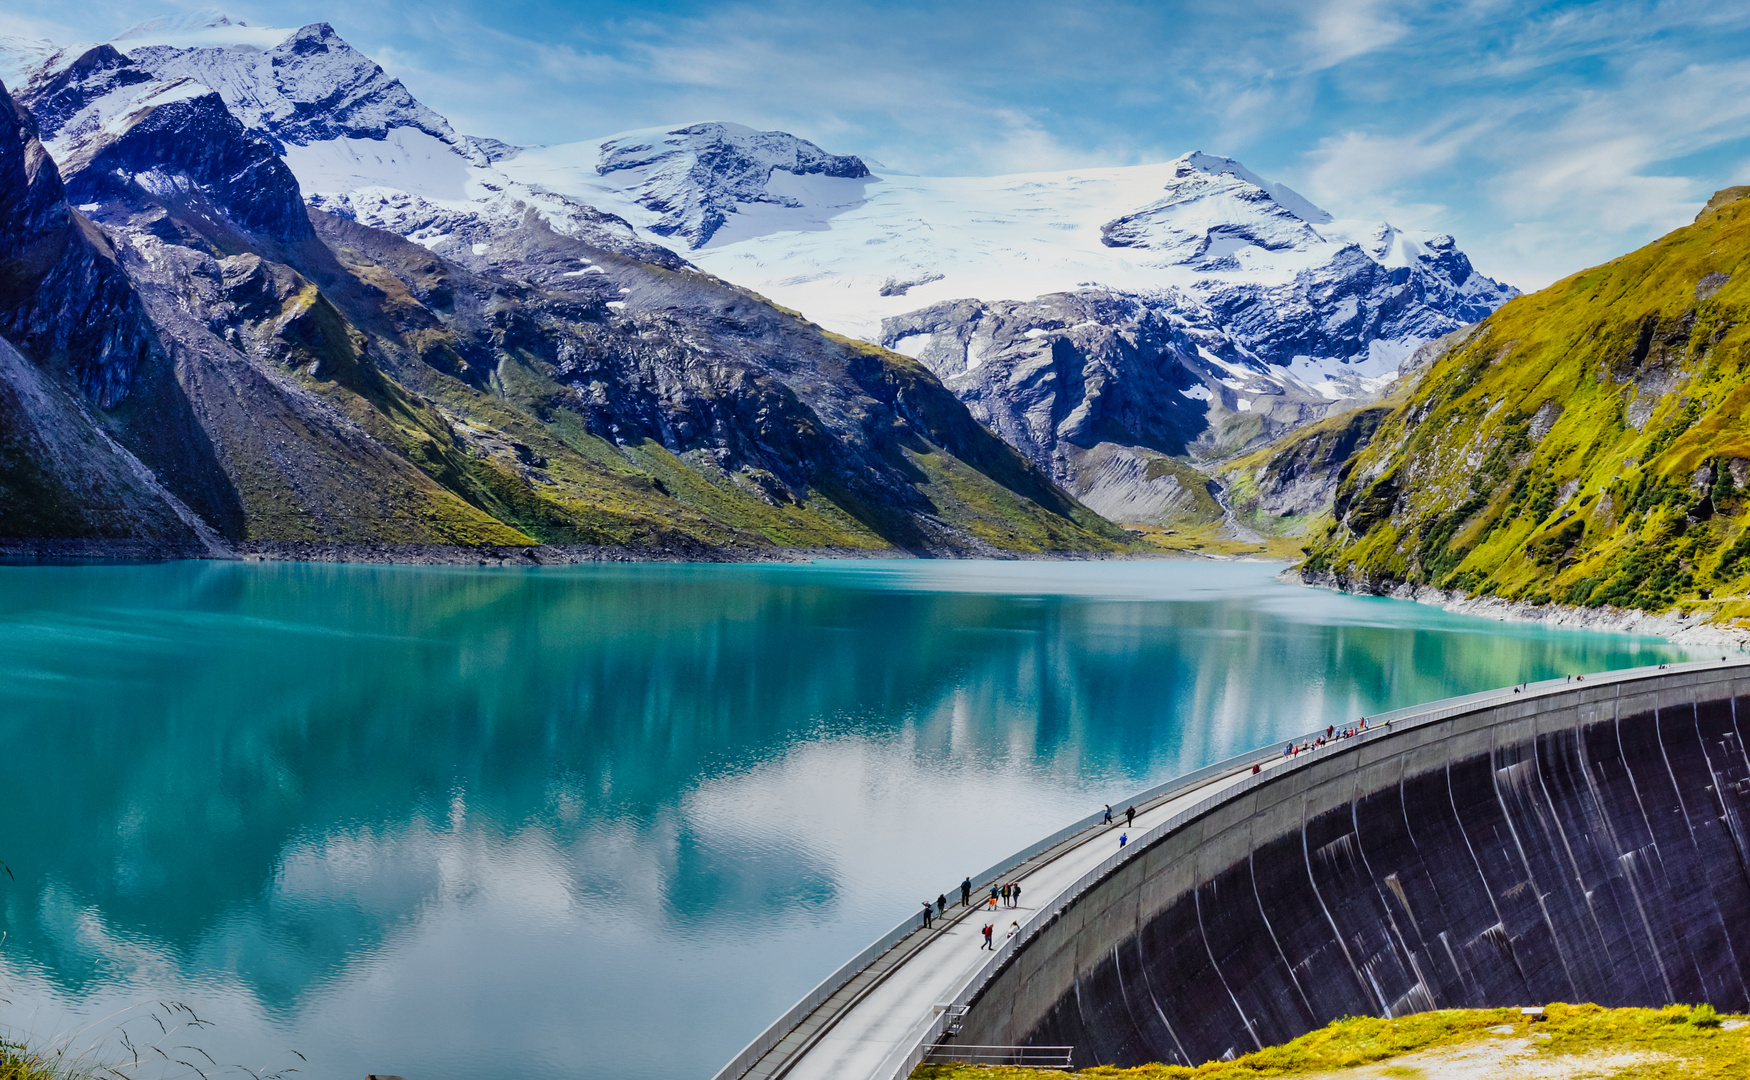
[6,0,1750,288]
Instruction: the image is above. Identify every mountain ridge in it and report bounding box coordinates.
[0,39,1127,560]
[0,13,1523,558]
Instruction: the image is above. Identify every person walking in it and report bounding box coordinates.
[1103,804,1113,824]
[1119,832,1128,848]
[961,877,972,907]
[989,885,1000,910]
[921,901,933,929]
[937,893,947,916]
[981,923,995,950]
[1125,806,1135,827]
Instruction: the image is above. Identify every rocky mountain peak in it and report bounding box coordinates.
[595,122,871,248]
[14,48,313,249]
[123,20,454,149]
[1101,152,1330,258]
[1173,150,1334,225]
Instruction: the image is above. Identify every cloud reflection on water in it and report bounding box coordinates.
[0,559,1693,1080]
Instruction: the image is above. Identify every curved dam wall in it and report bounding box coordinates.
[957,664,1750,1068]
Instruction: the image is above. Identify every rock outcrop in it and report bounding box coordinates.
[595,122,871,248]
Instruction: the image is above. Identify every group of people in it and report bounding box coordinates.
[921,800,1146,941]
[1283,718,1369,758]
[922,875,1026,930]
[1102,803,1136,827]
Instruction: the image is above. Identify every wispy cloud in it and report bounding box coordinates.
[1298,0,1408,71]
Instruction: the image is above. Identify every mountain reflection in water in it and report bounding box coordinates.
[0,560,1692,1080]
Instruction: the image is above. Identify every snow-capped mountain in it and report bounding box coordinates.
[0,14,1519,528]
[501,126,1516,517]
[0,15,1122,559]
[505,138,1513,378]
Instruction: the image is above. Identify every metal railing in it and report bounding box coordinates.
[712,657,1750,1080]
[880,657,1750,1080]
[920,1045,1074,1069]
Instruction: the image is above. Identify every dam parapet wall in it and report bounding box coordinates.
[955,662,1750,1069]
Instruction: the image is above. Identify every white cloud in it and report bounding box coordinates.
[1299,0,1408,71]
[9,0,1750,288]
[1299,127,1470,206]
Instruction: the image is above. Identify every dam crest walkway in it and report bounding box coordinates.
[712,659,1749,1080]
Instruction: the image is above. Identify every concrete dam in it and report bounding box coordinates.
[958,662,1750,1069]
[717,661,1750,1080]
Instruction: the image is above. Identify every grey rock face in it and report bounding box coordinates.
[1087,156,1515,372]
[881,289,1362,524]
[1197,235,1509,369]
[0,333,218,551]
[302,206,1095,551]
[17,46,314,249]
[1059,442,1220,527]
[0,82,64,244]
[57,85,313,248]
[0,78,158,408]
[1243,405,1390,523]
[597,122,870,248]
[867,155,1516,526]
[884,292,1208,471]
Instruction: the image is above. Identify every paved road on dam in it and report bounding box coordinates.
[763,747,1299,1080]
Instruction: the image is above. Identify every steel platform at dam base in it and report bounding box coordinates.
[710,657,1750,1080]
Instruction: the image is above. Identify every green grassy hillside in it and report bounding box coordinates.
[1298,187,1750,624]
[912,1003,1749,1079]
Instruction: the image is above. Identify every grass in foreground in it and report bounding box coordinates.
[0,1040,87,1080]
[912,1003,1750,1079]
[0,1043,63,1078]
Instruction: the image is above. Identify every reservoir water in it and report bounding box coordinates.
[0,559,1693,1080]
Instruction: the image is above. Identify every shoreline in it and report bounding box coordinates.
[1292,567,1750,649]
[0,537,1218,568]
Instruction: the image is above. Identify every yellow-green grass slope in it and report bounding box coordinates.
[1300,187,1750,623]
[912,1003,1748,1079]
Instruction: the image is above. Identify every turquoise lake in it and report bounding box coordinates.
[0,559,1696,1080]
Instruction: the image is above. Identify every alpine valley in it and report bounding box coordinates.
[0,13,1520,560]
